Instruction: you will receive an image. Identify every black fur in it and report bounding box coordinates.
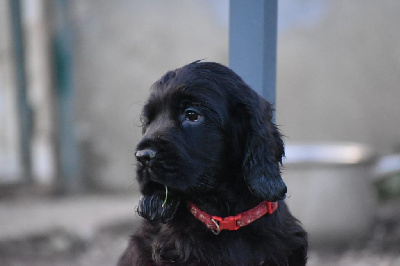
[118,62,307,266]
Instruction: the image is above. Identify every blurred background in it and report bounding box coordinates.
[1,0,400,265]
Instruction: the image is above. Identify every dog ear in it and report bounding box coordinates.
[242,96,287,202]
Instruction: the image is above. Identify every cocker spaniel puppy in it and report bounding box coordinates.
[118,61,307,266]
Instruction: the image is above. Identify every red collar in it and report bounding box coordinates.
[187,201,278,235]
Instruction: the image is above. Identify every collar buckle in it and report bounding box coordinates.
[211,214,242,232]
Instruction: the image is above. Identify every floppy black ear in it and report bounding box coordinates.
[242,96,287,202]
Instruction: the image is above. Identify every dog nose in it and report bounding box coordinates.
[136,149,157,165]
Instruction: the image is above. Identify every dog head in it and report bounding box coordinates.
[135,61,286,223]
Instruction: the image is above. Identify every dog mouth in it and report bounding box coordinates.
[135,147,193,223]
[137,181,182,223]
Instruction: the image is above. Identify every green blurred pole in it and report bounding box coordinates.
[10,0,32,183]
[52,0,81,193]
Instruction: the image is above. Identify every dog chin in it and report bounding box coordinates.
[137,194,181,223]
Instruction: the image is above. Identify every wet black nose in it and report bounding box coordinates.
[135,149,156,165]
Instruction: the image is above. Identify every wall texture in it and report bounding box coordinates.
[277,0,400,154]
[71,0,228,190]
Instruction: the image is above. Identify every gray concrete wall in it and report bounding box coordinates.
[71,0,228,190]
[2,0,399,191]
[69,0,400,191]
[277,0,400,154]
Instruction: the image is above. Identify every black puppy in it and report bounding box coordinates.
[118,62,307,266]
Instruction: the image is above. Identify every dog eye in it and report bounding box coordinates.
[184,109,201,122]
